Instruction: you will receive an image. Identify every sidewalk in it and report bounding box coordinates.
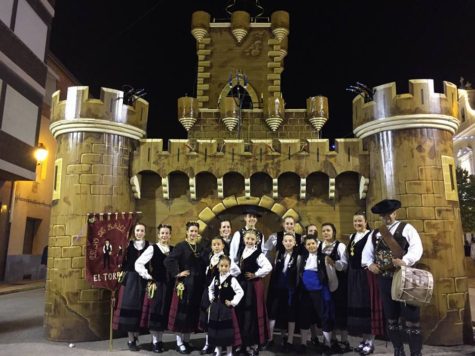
[0,280,473,355]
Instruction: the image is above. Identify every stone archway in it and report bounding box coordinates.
[196,194,304,238]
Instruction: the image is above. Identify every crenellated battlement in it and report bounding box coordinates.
[353,80,459,139]
[132,137,368,179]
[456,89,475,136]
[50,86,149,140]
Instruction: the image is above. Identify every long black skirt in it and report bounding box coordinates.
[140,280,173,331]
[208,301,242,347]
[112,271,146,332]
[168,275,204,333]
[347,267,372,335]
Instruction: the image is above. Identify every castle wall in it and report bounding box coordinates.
[354,79,470,345]
[45,87,147,341]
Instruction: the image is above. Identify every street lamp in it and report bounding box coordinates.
[34,143,48,164]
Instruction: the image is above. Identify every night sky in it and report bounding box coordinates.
[50,0,475,142]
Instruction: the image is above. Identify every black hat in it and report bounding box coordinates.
[371,199,401,215]
[242,206,262,218]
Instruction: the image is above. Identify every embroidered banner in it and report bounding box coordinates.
[86,212,137,290]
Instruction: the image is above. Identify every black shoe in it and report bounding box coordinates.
[354,340,365,353]
[260,340,274,351]
[127,340,140,352]
[296,345,307,354]
[322,344,334,356]
[361,343,374,355]
[176,343,191,354]
[339,341,352,353]
[152,341,164,353]
[311,336,320,346]
[394,347,406,356]
[184,342,195,351]
[282,342,294,353]
[201,344,214,354]
[247,349,259,356]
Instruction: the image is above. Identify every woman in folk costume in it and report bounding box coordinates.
[229,207,265,264]
[208,255,244,356]
[319,222,350,353]
[362,199,423,356]
[347,211,384,355]
[266,232,299,352]
[219,219,233,255]
[236,229,272,356]
[135,224,174,353]
[199,236,240,355]
[112,223,150,352]
[164,221,206,354]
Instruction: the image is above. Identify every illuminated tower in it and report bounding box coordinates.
[353,79,470,345]
[44,87,148,341]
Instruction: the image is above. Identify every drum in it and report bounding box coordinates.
[391,266,434,307]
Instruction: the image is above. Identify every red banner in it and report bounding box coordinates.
[86,212,137,290]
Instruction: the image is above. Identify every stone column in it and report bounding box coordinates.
[45,86,148,341]
[353,80,471,345]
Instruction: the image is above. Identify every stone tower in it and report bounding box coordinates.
[353,79,471,345]
[45,87,148,341]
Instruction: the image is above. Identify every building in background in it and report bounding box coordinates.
[0,0,55,280]
[4,53,79,282]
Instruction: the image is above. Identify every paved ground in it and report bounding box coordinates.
[0,284,474,355]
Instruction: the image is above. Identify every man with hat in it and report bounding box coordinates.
[229,206,265,264]
[362,199,423,356]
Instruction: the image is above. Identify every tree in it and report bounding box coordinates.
[456,167,475,232]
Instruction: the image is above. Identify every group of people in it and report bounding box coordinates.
[112,199,424,356]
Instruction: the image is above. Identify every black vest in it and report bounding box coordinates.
[213,275,236,303]
[348,231,372,269]
[205,253,222,285]
[240,249,261,274]
[123,240,150,272]
[317,240,342,284]
[270,248,298,289]
[150,244,171,282]
[373,222,408,277]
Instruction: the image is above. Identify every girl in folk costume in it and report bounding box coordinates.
[112,223,150,352]
[236,229,272,356]
[135,224,174,353]
[208,256,244,356]
[297,235,333,355]
[319,222,350,353]
[199,236,240,355]
[347,211,383,355]
[164,221,206,354]
[266,232,299,352]
[229,207,265,264]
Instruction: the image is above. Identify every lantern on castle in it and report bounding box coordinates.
[271,11,289,42]
[264,96,285,132]
[191,11,210,42]
[231,11,250,44]
[306,96,329,136]
[220,97,239,131]
[279,36,288,61]
[178,96,198,131]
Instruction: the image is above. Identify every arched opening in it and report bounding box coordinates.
[223,172,244,197]
[278,172,300,198]
[335,171,359,201]
[196,171,217,199]
[250,172,272,197]
[227,85,253,109]
[169,171,189,199]
[307,172,329,200]
[135,170,162,237]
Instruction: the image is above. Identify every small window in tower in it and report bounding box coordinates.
[441,155,458,201]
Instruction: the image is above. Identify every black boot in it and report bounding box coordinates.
[387,319,405,356]
[406,326,422,356]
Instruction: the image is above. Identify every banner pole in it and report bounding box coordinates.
[109,293,114,352]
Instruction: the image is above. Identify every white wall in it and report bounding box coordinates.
[14,0,48,60]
